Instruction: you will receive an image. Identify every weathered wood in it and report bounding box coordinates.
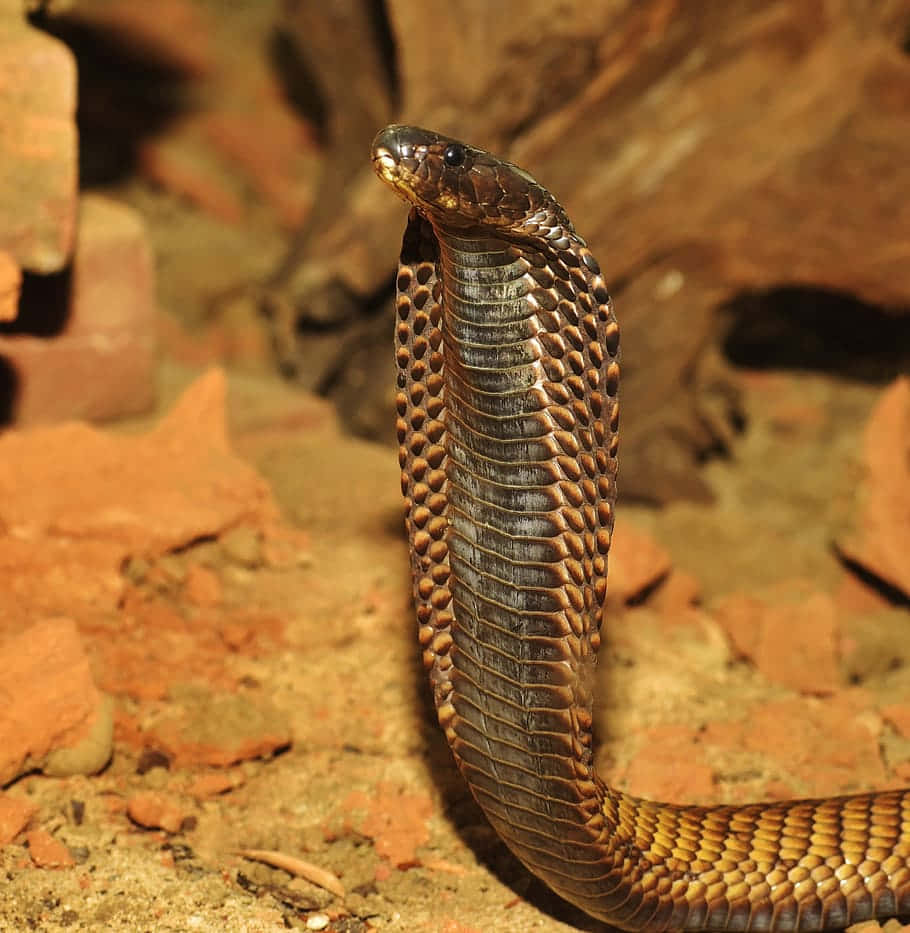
[273,0,910,500]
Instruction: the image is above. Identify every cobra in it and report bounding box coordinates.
[370,123,910,931]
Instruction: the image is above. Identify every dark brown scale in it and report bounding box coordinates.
[606,362,620,397]
[372,124,910,932]
[393,210,456,699]
[566,351,585,376]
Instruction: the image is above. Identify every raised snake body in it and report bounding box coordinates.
[370,124,910,931]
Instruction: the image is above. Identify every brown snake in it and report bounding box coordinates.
[370,124,910,931]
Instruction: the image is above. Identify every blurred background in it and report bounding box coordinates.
[2,3,910,931]
[5,0,909,504]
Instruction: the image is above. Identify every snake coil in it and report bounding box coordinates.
[371,123,910,932]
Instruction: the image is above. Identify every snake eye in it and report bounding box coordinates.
[443,143,466,167]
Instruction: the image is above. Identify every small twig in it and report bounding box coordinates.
[235,848,345,899]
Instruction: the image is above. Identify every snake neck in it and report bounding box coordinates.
[435,227,603,754]
[422,224,630,902]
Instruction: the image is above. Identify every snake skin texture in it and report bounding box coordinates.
[370,124,910,931]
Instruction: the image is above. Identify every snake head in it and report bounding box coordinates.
[371,124,573,239]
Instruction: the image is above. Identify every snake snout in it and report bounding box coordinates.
[371,125,437,168]
[371,125,438,201]
[371,124,404,164]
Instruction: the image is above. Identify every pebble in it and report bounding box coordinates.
[26,829,75,869]
[0,794,38,845]
[126,791,189,834]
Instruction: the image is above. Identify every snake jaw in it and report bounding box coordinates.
[371,147,415,204]
[371,149,396,179]
[373,151,457,214]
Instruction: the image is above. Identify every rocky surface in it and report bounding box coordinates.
[0,17,77,274]
[0,193,156,423]
[271,0,910,501]
[25,1,910,500]
[0,251,20,322]
[0,618,112,787]
[0,363,905,932]
[838,377,910,600]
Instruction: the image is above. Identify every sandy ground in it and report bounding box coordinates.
[0,357,908,933]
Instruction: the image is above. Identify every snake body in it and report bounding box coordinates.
[370,124,910,931]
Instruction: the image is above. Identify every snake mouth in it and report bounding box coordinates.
[370,126,414,195]
[371,147,397,181]
[371,146,421,207]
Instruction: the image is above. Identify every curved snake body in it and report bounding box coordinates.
[370,123,910,931]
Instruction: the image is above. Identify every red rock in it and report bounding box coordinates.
[137,89,318,230]
[142,684,291,768]
[126,791,189,834]
[0,251,20,321]
[0,194,156,424]
[185,771,241,799]
[762,781,799,802]
[0,368,280,677]
[713,589,841,694]
[218,620,254,651]
[67,195,155,339]
[0,794,38,845]
[608,520,672,605]
[153,296,271,370]
[834,569,893,615]
[183,564,222,608]
[0,333,155,425]
[26,829,74,868]
[422,858,469,877]
[881,704,910,740]
[651,569,701,620]
[0,618,110,785]
[343,783,434,869]
[154,311,225,368]
[703,690,885,796]
[103,796,127,818]
[260,523,312,571]
[618,724,716,805]
[0,22,77,273]
[0,368,276,559]
[838,378,910,599]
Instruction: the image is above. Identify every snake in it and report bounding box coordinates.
[370,124,910,931]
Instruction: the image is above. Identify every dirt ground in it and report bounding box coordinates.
[0,352,908,933]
